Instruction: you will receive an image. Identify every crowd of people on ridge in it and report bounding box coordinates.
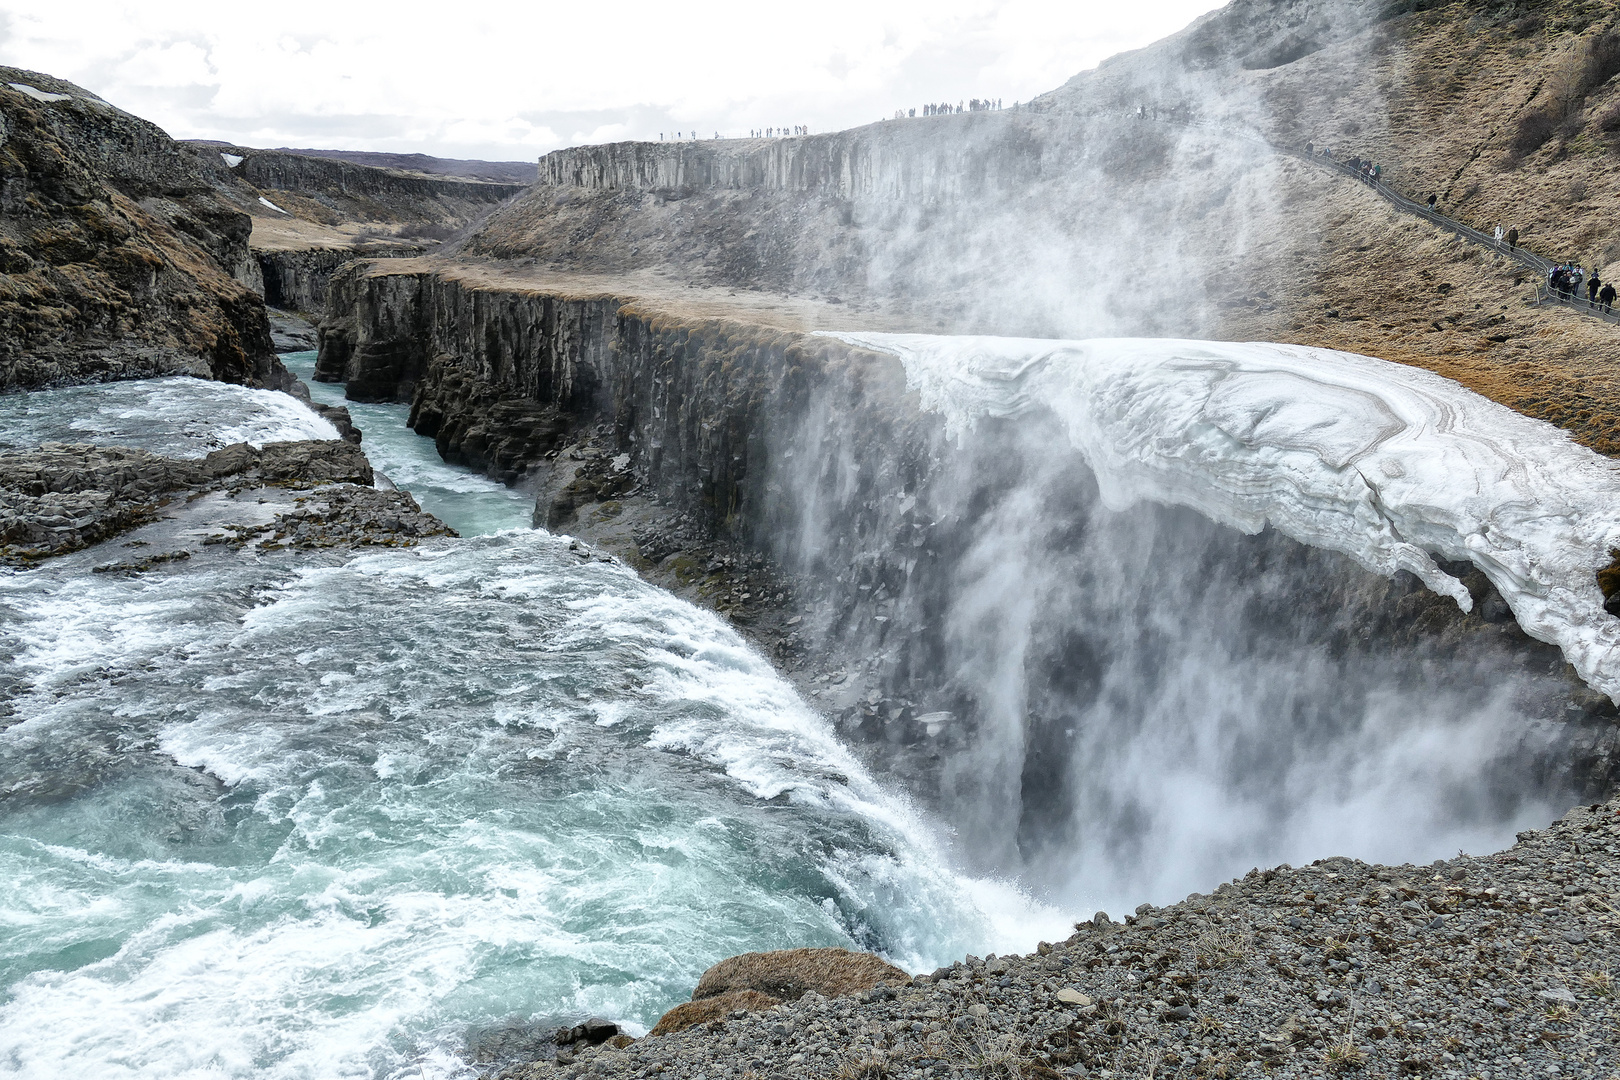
[657,126,809,141]
[893,98,1003,119]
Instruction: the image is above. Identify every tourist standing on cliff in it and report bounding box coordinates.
[1494,225,1505,249]
[1590,272,1604,308]
[1508,227,1520,250]
[1601,282,1616,314]
[1427,193,1438,210]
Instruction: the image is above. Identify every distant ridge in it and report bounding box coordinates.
[271,148,534,184]
[187,141,536,184]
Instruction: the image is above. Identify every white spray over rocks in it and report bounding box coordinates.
[824,333,1620,703]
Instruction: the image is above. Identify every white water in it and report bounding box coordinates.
[0,373,1069,1078]
[281,351,534,537]
[0,376,340,456]
[826,333,1620,703]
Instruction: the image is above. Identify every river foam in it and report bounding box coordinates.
[824,333,1620,702]
[0,376,340,455]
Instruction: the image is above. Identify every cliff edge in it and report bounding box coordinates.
[0,68,286,392]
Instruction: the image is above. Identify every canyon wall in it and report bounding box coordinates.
[540,114,1056,199]
[257,244,423,314]
[320,260,1620,900]
[0,68,286,391]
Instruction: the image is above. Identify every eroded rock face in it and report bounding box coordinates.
[0,68,285,392]
[258,245,422,315]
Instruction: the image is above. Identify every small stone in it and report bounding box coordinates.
[1491,997,1511,1009]
[1161,1004,1193,1022]
[1055,988,1092,1007]
[1563,930,1587,944]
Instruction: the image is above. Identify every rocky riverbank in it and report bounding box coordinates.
[501,795,1620,1079]
[0,438,449,567]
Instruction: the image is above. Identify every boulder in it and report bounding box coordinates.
[693,947,910,1003]
[649,990,780,1036]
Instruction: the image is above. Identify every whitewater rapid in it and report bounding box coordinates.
[825,333,1620,703]
[0,372,1067,1079]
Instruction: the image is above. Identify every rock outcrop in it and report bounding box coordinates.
[463,0,1620,459]
[649,949,910,1037]
[210,144,528,222]
[0,438,439,564]
[258,244,422,314]
[0,68,288,392]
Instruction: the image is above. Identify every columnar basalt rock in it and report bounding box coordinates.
[257,244,422,314]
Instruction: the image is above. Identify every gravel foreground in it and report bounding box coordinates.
[505,797,1620,1079]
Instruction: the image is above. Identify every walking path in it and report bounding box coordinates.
[1278,147,1620,326]
[1111,107,1619,327]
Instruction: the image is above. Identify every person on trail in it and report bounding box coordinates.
[1590,272,1604,307]
[1572,266,1586,298]
[1508,227,1519,250]
[1602,282,1617,314]
[1494,225,1505,249]
[1373,163,1382,182]
[1427,193,1438,210]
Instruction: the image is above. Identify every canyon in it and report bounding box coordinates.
[5,0,1620,1076]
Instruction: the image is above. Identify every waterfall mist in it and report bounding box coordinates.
[752,343,1603,916]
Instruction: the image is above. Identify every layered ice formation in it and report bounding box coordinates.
[824,333,1620,703]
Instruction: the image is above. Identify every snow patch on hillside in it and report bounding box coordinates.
[8,83,70,103]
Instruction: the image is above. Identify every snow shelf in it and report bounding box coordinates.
[823,332,1620,703]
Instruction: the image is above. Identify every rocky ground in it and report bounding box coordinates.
[500,797,1620,1080]
[0,439,449,566]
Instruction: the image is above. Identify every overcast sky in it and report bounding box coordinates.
[0,0,1225,162]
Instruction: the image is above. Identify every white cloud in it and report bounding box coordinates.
[0,0,1223,160]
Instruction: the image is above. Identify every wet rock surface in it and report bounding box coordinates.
[502,799,1620,1079]
[0,438,439,564]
